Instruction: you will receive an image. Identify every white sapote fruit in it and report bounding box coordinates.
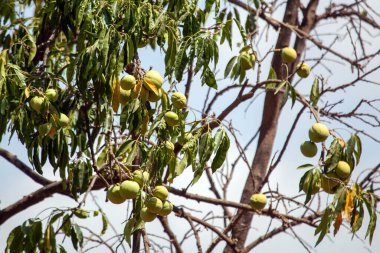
[300,141,318,157]
[59,113,70,127]
[240,51,256,70]
[119,180,140,199]
[281,47,297,63]
[171,92,187,109]
[107,185,125,204]
[120,74,136,90]
[45,89,58,102]
[250,193,267,210]
[335,161,351,180]
[296,62,311,78]
[30,96,45,113]
[308,123,329,143]
[146,197,163,214]
[140,207,157,222]
[133,170,150,187]
[158,201,173,216]
[164,111,179,127]
[152,185,169,201]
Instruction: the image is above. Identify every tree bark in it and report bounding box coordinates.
[224,0,301,251]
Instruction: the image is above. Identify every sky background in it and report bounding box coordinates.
[1,0,380,252]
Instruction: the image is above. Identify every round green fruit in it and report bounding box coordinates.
[146,197,163,214]
[120,75,136,90]
[153,185,169,201]
[120,88,131,105]
[164,111,179,127]
[133,170,150,187]
[335,161,351,180]
[296,62,311,78]
[300,141,318,157]
[171,92,187,109]
[158,201,173,216]
[119,180,140,199]
[281,47,297,63]
[308,123,329,143]
[250,193,267,210]
[148,88,162,102]
[107,185,125,204]
[30,96,45,113]
[321,172,340,194]
[302,174,321,195]
[143,70,163,90]
[45,89,58,102]
[59,113,70,127]
[38,123,52,136]
[240,51,256,70]
[140,207,157,222]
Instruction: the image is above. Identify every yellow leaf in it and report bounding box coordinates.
[112,79,120,112]
[344,190,354,221]
[24,86,30,99]
[334,212,342,236]
[143,79,159,96]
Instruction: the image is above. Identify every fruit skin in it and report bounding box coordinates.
[164,111,179,127]
[250,193,267,210]
[145,197,163,214]
[308,123,329,143]
[240,51,256,70]
[133,170,150,187]
[38,123,52,136]
[30,96,45,113]
[296,62,311,78]
[59,113,70,127]
[335,161,351,180]
[120,75,136,90]
[140,207,157,222]
[45,89,58,102]
[321,172,340,194]
[158,201,173,216]
[148,88,162,102]
[143,70,163,89]
[153,186,169,201]
[281,47,297,63]
[119,180,140,199]
[302,175,321,195]
[300,141,318,157]
[107,185,125,204]
[171,92,187,109]
[120,88,131,105]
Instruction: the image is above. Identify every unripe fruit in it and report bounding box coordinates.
[164,140,174,151]
[171,92,187,109]
[250,193,267,210]
[321,172,340,194]
[281,47,297,63]
[296,62,311,78]
[73,208,90,219]
[45,89,58,102]
[119,180,140,199]
[164,111,179,127]
[146,197,163,213]
[240,51,256,70]
[300,141,318,157]
[308,123,329,143]
[133,170,150,187]
[148,88,162,102]
[107,185,125,204]
[38,123,52,136]
[120,88,131,105]
[59,113,70,127]
[158,201,173,216]
[153,185,169,201]
[144,70,163,89]
[120,75,136,90]
[335,161,351,180]
[30,96,45,113]
[140,207,157,222]
[302,175,320,195]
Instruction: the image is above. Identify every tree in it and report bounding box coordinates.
[1,0,380,252]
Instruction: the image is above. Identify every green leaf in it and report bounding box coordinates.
[296,164,315,170]
[100,211,108,235]
[274,81,288,95]
[175,153,188,178]
[310,78,320,106]
[233,18,247,45]
[6,226,24,253]
[70,224,83,250]
[266,67,277,90]
[211,132,230,172]
[124,218,136,247]
[224,56,237,78]
[115,139,134,157]
[315,207,333,246]
[202,66,217,89]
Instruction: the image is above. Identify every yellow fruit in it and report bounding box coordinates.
[119,180,140,199]
[164,141,174,151]
[140,207,157,222]
[130,81,142,99]
[158,201,173,216]
[45,89,58,102]
[120,75,136,90]
[171,92,187,109]
[30,96,45,113]
[300,141,318,157]
[321,172,340,194]
[132,170,150,187]
[302,175,320,195]
[107,185,125,204]
[152,185,169,201]
[164,111,179,127]
[296,62,310,78]
[38,123,52,137]
[148,88,162,102]
[144,70,163,89]
[308,123,329,143]
[250,193,267,210]
[146,197,163,213]
[59,113,70,127]
[281,47,297,63]
[120,88,131,105]
[240,51,256,70]
[335,161,351,180]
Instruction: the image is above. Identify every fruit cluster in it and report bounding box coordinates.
[107,170,173,222]
[281,47,311,78]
